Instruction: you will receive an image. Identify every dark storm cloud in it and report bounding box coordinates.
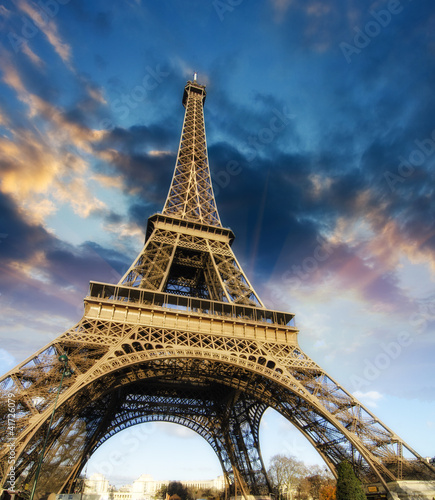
[255,1,435,263]
[209,142,326,272]
[0,192,50,261]
[93,10,113,35]
[44,241,129,289]
[104,210,123,225]
[0,191,130,317]
[128,202,154,229]
[206,87,300,156]
[97,124,176,153]
[96,147,175,208]
[207,97,432,314]
[92,121,181,214]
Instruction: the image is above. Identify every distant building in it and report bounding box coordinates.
[83,474,225,500]
[84,473,110,499]
[130,474,168,500]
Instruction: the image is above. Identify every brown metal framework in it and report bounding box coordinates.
[1,77,434,499]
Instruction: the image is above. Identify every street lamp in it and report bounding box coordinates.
[29,354,73,500]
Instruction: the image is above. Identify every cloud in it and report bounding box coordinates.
[269,0,294,19]
[0,190,132,363]
[21,43,45,67]
[353,390,384,408]
[77,73,107,105]
[0,58,111,220]
[16,0,72,68]
[93,125,177,207]
[205,113,435,320]
[0,349,16,373]
[0,5,11,18]
[0,122,106,219]
[154,422,197,439]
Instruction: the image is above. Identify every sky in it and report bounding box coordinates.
[0,0,435,488]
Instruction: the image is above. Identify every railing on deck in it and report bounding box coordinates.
[87,281,296,328]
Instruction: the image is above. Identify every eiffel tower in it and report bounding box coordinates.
[1,75,435,500]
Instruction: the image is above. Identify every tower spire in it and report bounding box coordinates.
[117,77,262,304]
[162,77,221,227]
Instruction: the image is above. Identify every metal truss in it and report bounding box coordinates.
[60,384,269,496]
[1,77,435,500]
[162,78,221,227]
[119,215,263,306]
[1,303,434,496]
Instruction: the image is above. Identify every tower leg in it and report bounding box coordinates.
[213,389,271,498]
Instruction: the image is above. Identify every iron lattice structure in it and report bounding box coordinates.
[1,77,434,499]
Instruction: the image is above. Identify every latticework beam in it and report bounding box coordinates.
[163,79,221,227]
[1,295,434,496]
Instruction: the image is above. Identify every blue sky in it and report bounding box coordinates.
[1,0,435,487]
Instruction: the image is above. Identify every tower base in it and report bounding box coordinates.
[366,481,435,499]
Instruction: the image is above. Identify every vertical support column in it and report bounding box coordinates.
[213,390,272,498]
[397,442,403,480]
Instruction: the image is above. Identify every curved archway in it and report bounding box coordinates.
[3,329,433,499]
[75,420,226,491]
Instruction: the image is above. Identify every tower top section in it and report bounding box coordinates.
[182,76,206,108]
[162,77,221,227]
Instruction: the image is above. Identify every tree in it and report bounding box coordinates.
[186,486,221,500]
[268,454,307,500]
[306,474,323,500]
[156,482,191,500]
[336,462,366,500]
[294,465,335,500]
[312,466,336,500]
[319,484,336,500]
[295,478,310,500]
